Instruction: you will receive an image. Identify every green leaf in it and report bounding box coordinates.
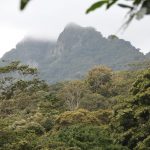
[133,0,142,5]
[20,0,30,10]
[86,0,108,14]
[118,4,134,9]
[107,0,118,9]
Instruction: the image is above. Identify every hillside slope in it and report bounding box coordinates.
[1,24,145,83]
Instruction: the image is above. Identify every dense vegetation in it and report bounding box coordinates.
[86,0,150,28]
[0,60,150,150]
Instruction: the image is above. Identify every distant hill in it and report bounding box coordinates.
[146,52,150,59]
[2,38,56,68]
[0,23,146,83]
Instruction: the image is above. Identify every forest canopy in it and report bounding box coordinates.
[0,61,150,149]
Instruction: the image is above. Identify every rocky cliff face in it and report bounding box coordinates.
[0,24,146,83]
[2,38,56,67]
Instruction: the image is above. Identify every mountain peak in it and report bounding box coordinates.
[65,23,81,29]
[65,23,95,30]
[0,24,146,83]
[58,23,102,45]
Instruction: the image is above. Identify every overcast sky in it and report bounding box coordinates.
[0,0,150,57]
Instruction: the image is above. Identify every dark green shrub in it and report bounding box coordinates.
[26,122,45,135]
[41,118,54,131]
[58,124,127,150]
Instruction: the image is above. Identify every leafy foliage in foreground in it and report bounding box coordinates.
[0,62,149,149]
[87,0,150,27]
[19,0,150,28]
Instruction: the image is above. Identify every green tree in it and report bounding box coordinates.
[57,124,128,150]
[0,61,37,100]
[111,69,150,149]
[86,65,112,97]
[58,81,86,111]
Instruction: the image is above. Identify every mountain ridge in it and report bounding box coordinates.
[0,24,147,83]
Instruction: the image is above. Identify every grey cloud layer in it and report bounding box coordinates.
[0,0,149,55]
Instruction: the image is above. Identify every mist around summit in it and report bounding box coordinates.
[1,23,149,83]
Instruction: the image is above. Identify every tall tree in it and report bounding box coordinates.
[111,69,150,149]
[86,65,112,96]
[0,61,37,100]
[58,81,86,111]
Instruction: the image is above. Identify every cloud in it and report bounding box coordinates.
[0,26,26,57]
[0,0,149,57]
